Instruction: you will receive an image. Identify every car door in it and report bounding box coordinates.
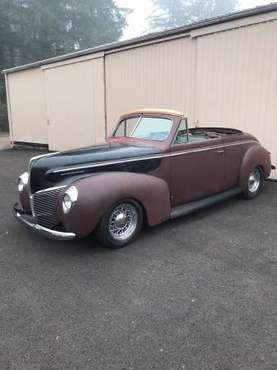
[170,121,225,206]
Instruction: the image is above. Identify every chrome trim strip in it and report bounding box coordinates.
[30,195,35,217]
[35,185,66,195]
[13,207,76,241]
[28,152,58,173]
[51,140,257,175]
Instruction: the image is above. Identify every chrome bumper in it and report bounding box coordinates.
[13,204,76,241]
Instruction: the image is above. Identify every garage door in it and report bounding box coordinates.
[194,22,277,178]
[44,57,106,151]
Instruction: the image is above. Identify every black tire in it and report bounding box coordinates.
[96,199,143,249]
[243,167,263,199]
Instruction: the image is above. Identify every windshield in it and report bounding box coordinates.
[114,116,173,141]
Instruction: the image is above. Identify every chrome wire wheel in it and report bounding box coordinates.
[108,203,138,241]
[248,168,261,193]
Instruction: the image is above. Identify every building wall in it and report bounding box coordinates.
[5,11,277,177]
[43,56,106,151]
[105,37,195,134]
[6,55,106,151]
[105,18,277,177]
[195,20,277,177]
[7,68,48,144]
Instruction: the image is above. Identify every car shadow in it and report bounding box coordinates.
[17,185,274,257]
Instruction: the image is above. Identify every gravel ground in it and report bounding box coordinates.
[0,149,277,370]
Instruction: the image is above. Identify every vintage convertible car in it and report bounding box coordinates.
[14,109,272,248]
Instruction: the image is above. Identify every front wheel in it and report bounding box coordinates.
[243,167,263,199]
[96,200,143,249]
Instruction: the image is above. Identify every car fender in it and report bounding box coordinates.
[60,172,171,238]
[239,144,271,190]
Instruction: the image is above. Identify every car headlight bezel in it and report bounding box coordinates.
[17,172,29,193]
[62,186,78,214]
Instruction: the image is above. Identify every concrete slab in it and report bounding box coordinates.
[0,133,11,150]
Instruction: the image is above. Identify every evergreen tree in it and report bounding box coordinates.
[149,0,238,32]
[0,0,129,130]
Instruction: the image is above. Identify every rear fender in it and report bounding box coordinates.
[60,172,171,238]
[239,144,271,190]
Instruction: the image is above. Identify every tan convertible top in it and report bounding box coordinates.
[120,108,185,118]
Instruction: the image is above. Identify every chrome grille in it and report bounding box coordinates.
[32,186,65,228]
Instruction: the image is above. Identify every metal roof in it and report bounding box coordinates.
[3,2,277,75]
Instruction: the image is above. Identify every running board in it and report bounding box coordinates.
[170,188,242,220]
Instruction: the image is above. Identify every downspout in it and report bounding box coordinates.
[103,54,108,140]
[4,73,14,147]
[191,36,199,128]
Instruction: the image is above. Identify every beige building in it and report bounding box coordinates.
[3,3,277,178]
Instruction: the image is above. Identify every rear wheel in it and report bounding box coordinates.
[243,167,263,199]
[96,200,143,249]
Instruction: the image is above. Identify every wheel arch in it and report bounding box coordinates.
[124,197,149,226]
[60,172,171,238]
[239,144,271,190]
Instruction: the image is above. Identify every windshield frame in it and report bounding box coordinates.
[112,114,174,143]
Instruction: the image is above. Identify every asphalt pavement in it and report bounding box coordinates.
[0,148,277,369]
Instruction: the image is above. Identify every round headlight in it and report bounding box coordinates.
[17,172,29,193]
[63,194,73,213]
[18,178,24,193]
[62,186,78,214]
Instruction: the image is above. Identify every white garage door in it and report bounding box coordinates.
[194,21,277,178]
[44,57,106,151]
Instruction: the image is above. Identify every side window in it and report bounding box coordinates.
[114,120,125,137]
[114,117,139,137]
[126,117,139,135]
[175,119,188,144]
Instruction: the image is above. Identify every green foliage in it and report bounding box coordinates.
[0,101,7,114]
[0,100,8,132]
[0,0,128,67]
[0,0,129,117]
[149,0,238,31]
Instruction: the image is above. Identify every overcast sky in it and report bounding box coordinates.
[116,0,272,39]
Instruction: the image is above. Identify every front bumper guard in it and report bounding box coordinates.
[13,204,76,241]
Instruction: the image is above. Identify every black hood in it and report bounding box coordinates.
[30,142,161,192]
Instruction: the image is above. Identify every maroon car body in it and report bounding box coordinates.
[14,109,272,248]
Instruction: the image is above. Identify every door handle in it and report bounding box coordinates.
[216,149,224,155]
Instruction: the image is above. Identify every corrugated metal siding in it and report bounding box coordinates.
[44,57,106,151]
[105,37,195,134]
[5,11,277,178]
[7,69,48,144]
[195,20,277,177]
